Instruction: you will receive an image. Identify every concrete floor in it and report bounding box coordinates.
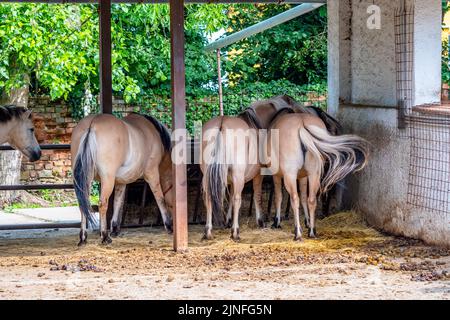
[0,206,98,226]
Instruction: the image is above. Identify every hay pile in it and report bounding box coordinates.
[0,211,448,282]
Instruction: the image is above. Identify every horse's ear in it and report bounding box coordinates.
[21,110,32,120]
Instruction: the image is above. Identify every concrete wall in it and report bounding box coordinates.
[327,0,448,246]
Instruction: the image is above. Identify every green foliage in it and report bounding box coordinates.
[1,3,327,124]
[136,79,327,133]
[0,4,97,99]
[222,4,327,87]
[442,39,450,86]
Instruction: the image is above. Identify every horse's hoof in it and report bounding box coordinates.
[78,231,88,246]
[308,228,317,238]
[257,218,266,228]
[225,219,232,229]
[101,232,112,245]
[202,234,213,241]
[202,231,214,241]
[101,237,112,245]
[77,240,87,247]
[110,225,121,237]
[271,222,282,229]
[110,231,120,238]
[231,228,240,241]
[165,223,173,234]
[271,217,281,229]
[294,229,303,241]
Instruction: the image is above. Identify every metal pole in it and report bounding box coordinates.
[170,0,188,252]
[204,3,325,52]
[99,0,113,114]
[217,49,224,116]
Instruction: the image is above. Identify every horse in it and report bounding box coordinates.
[267,111,369,240]
[247,95,346,227]
[71,112,173,246]
[0,105,41,161]
[263,95,347,227]
[201,94,297,240]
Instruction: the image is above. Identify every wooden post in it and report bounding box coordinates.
[99,0,114,226]
[99,0,112,114]
[170,0,188,252]
[217,49,224,116]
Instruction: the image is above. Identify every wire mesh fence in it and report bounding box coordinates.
[406,109,450,215]
[111,89,327,133]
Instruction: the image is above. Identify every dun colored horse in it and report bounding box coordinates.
[267,111,369,240]
[71,113,173,245]
[0,105,41,161]
[248,95,346,227]
[201,95,347,241]
[264,95,347,227]
[201,96,293,240]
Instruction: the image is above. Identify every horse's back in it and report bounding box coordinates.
[122,113,166,159]
[71,114,130,172]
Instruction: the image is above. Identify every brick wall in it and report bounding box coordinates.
[21,97,75,183]
[22,96,136,184]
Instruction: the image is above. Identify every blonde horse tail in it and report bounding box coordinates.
[73,127,98,229]
[298,125,369,193]
[203,128,227,227]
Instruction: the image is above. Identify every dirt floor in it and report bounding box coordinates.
[0,211,449,300]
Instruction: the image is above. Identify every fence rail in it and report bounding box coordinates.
[0,144,73,192]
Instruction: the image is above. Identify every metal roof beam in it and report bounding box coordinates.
[204,2,324,52]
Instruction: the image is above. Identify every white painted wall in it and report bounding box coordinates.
[350,0,397,106]
[327,0,448,246]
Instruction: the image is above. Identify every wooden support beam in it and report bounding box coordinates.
[99,0,113,114]
[170,0,188,252]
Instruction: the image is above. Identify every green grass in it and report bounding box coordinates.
[2,192,99,212]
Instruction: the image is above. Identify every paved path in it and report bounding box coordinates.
[0,206,98,226]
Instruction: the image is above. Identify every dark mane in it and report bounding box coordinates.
[238,108,263,130]
[278,94,298,106]
[306,106,343,135]
[0,105,28,123]
[138,113,172,152]
[268,107,295,127]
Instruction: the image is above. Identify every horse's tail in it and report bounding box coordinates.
[298,124,369,193]
[202,126,227,227]
[73,127,98,229]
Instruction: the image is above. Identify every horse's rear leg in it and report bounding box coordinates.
[78,210,88,246]
[225,185,233,228]
[145,170,172,233]
[252,174,265,228]
[307,173,320,238]
[99,176,115,244]
[110,183,126,237]
[271,175,283,229]
[299,177,310,228]
[283,173,302,241]
[231,174,245,241]
[203,192,214,240]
